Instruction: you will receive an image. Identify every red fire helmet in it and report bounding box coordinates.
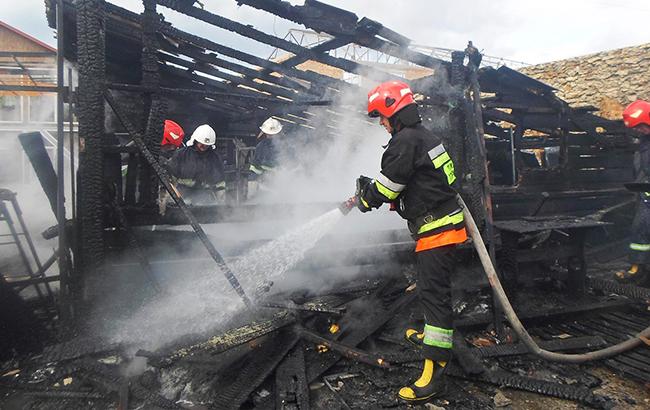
[367,81,416,119]
[623,100,650,129]
[161,120,185,147]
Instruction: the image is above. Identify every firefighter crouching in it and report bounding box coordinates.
[615,100,650,286]
[355,81,467,402]
[167,124,226,205]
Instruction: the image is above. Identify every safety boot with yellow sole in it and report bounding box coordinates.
[398,359,448,402]
[405,328,424,346]
[614,264,647,285]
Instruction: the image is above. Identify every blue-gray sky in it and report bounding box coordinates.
[3,0,650,65]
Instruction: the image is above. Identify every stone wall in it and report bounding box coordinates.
[520,43,650,119]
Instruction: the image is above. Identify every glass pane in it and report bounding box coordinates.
[0,95,22,122]
[29,94,56,123]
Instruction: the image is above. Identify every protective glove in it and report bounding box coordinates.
[356,175,373,213]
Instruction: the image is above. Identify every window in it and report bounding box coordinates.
[0,95,22,122]
[28,94,56,123]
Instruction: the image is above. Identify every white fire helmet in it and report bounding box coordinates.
[260,117,283,135]
[188,124,216,146]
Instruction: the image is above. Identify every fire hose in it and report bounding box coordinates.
[459,194,650,363]
[339,194,650,362]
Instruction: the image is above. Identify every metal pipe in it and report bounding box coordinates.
[510,128,516,186]
[459,194,650,363]
[56,0,68,303]
[68,67,75,221]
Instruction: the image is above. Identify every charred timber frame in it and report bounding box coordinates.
[100,1,349,96]
[157,0,399,83]
[235,0,450,71]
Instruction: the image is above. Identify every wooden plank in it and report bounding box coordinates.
[494,195,627,219]
[568,155,633,169]
[519,168,633,186]
[567,146,636,155]
[568,151,633,161]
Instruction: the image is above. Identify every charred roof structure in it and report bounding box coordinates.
[2,1,649,409]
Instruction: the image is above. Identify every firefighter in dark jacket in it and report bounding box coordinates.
[167,124,225,205]
[249,117,283,176]
[356,81,467,402]
[615,100,650,285]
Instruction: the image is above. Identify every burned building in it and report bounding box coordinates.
[1,0,650,409]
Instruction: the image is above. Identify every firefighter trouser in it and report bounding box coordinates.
[629,196,650,264]
[415,244,457,362]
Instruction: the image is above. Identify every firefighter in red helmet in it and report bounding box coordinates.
[615,100,650,285]
[161,120,185,158]
[356,81,467,402]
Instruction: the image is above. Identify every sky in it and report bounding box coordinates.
[2,0,650,65]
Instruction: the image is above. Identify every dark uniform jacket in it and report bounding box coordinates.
[361,105,464,239]
[636,138,650,182]
[167,146,225,189]
[250,138,278,175]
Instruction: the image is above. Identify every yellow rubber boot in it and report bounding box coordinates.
[398,359,448,402]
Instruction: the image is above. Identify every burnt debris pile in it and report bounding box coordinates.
[3,263,650,409]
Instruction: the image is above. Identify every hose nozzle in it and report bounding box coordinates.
[338,196,358,215]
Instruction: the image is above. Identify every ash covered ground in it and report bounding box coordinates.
[1,252,649,410]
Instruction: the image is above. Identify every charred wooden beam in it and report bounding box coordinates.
[139,0,164,206]
[76,0,106,291]
[299,327,390,369]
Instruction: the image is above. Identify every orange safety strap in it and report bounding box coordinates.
[415,228,467,252]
